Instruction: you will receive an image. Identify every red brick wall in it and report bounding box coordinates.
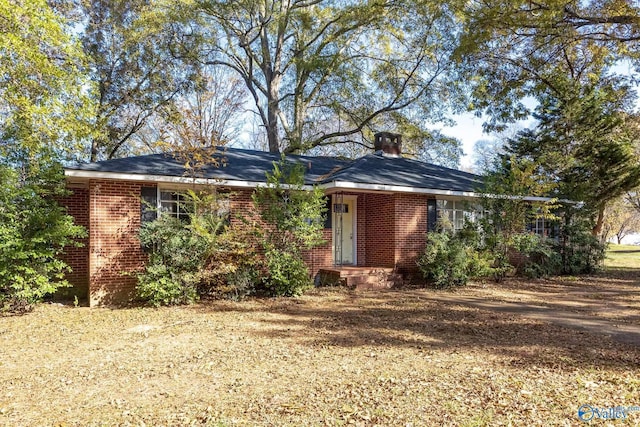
[364,193,395,267]
[63,179,431,304]
[228,189,255,225]
[231,188,334,280]
[88,180,150,306]
[303,229,332,278]
[393,194,428,274]
[58,185,90,299]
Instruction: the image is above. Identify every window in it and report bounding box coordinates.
[159,188,231,224]
[528,214,558,238]
[141,186,158,223]
[141,187,231,225]
[435,200,483,232]
[159,190,193,220]
[333,203,349,213]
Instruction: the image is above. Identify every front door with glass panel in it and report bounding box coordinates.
[332,197,355,265]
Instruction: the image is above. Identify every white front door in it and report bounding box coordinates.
[332,196,356,265]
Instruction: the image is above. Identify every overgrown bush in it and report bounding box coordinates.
[476,154,608,279]
[198,225,264,301]
[263,246,311,296]
[137,155,327,304]
[0,163,86,312]
[253,156,326,296]
[417,219,513,288]
[510,233,561,278]
[556,221,606,275]
[417,230,471,288]
[137,215,207,306]
[136,191,263,306]
[136,262,199,307]
[456,222,507,280]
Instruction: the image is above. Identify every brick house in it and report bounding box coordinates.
[62,133,486,306]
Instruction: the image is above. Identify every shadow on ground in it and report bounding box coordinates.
[194,286,640,371]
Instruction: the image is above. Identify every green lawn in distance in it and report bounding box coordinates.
[605,243,640,269]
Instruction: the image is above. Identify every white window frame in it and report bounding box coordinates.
[158,188,193,220]
[529,213,558,238]
[436,199,484,232]
[157,186,231,222]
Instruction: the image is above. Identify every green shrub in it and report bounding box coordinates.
[252,156,326,297]
[136,263,199,307]
[556,222,606,275]
[263,246,311,296]
[137,215,207,306]
[197,225,264,300]
[510,233,562,278]
[466,249,500,280]
[417,231,470,288]
[0,163,86,312]
[136,192,264,305]
[140,215,209,271]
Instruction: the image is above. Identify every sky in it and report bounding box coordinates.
[439,113,488,170]
[445,61,640,171]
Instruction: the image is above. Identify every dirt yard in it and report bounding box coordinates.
[1,267,639,426]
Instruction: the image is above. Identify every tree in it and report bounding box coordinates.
[602,196,640,244]
[481,155,558,242]
[0,0,94,157]
[158,66,249,149]
[72,0,199,161]
[453,0,640,235]
[504,83,640,235]
[168,0,463,155]
[471,139,502,174]
[0,0,91,311]
[455,0,640,129]
[629,190,640,212]
[479,153,606,277]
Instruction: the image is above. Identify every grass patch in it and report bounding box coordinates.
[605,244,640,270]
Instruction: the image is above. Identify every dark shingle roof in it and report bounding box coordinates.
[66,146,483,193]
[321,153,483,193]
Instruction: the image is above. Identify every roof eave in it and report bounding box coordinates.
[64,169,264,189]
[64,169,564,203]
[320,180,483,198]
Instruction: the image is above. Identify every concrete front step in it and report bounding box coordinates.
[316,267,402,289]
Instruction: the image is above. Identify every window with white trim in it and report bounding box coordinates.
[159,190,193,220]
[436,200,484,231]
[158,188,231,224]
[528,214,558,238]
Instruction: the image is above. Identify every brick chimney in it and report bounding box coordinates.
[374,132,402,156]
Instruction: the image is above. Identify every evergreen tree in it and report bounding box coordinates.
[505,84,640,235]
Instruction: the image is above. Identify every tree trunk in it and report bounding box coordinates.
[266,103,280,153]
[592,205,605,237]
[90,140,98,162]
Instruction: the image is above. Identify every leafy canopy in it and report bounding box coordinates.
[456,0,640,129]
[503,82,640,234]
[0,0,95,157]
[161,0,464,164]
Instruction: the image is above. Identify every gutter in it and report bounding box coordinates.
[64,169,565,203]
